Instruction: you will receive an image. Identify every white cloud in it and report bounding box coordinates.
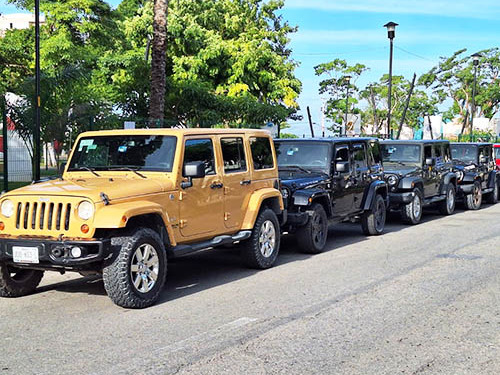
[285,0,500,20]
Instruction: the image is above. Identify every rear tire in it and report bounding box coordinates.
[438,183,456,215]
[361,194,386,235]
[241,208,280,269]
[0,264,44,297]
[103,227,167,309]
[296,203,329,254]
[486,180,499,204]
[401,188,423,225]
[464,181,482,210]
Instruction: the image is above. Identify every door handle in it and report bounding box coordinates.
[210,182,224,189]
[240,180,251,185]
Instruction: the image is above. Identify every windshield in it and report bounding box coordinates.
[276,142,331,172]
[381,144,421,164]
[450,144,478,163]
[68,135,177,172]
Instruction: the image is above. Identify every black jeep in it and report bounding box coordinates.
[275,138,388,254]
[380,140,457,224]
[450,142,499,209]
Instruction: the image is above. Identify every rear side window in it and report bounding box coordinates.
[250,137,274,170]
[221,137,247,173]
[184,138,216,175]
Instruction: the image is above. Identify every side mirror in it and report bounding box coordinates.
[335,161,350,173]
[181,161,205,189]
[425,157,435,166]
[183,161,206,178]
[59,162,67,176]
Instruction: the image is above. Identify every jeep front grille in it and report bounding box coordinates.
[15,201,72,231]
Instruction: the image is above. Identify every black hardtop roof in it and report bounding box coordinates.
[450,142,492,147]
[381,139,450,145]
[275,137,376,144]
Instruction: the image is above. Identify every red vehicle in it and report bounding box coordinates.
[495,144,500,170]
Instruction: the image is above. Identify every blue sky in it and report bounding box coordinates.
[2,0,500,135]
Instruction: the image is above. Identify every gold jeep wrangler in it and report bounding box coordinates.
[0,128,283,308]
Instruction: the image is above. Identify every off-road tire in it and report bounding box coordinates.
[241,208,280,269]
[464,181,482,210]
[103,227,167,309]
[402,188,424,225]
[361,194,386,235]
[296,203,329,254]
[0,264,44,297]
[438,183,456,215]
[486,180,499,204]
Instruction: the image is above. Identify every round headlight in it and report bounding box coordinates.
[1,199,14,218]
[77,201,94,220]
[281,187,290,200]
[455,171,464,181]
[387,175,399,186]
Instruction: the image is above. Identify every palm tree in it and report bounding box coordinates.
[149,0,169,126]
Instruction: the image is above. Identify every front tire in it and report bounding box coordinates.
[438,183,456,215]
[486,180,499,204]
[241,208,280,269]
[401,188,423,225]
[103,227,167,309]
[296,203,329,254]
[361,194,386,235]
[0,264,44,297]
[464,181,482,210]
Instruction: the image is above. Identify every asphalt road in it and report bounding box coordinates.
[1,204,500,375]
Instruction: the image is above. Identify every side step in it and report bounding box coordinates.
[424,194,446,205]
[171,230,252,257]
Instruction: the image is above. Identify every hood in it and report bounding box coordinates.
[383,165,419,177]
[280,172,328,191]
[3,177,171,203]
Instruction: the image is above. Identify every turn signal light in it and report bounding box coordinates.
[81,224,89,234]
[121,216,127,224]
[0,222,5,231]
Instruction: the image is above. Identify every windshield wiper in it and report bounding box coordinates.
[107,166,147,179]
[75,166,100,177]
[386,161,408,166]
[280,165,312,174]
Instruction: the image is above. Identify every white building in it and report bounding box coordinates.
[0,13,45,36]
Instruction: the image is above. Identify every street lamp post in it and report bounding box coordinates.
[34,0,41,181]
[344,75,351,136]
[384,21,398,139]
[470,52,481,140]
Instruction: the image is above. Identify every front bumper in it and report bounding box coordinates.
[388,191,415,205]
[286,212,309,226]
[0,237,111,268]
[456,183,474,195]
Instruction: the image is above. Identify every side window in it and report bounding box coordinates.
[352,143,367,171]
[424,145,432,162]
[183,138,216,175]
[368,141,382,167]
[442,143,451,162]
[479,147,488,162]
[221,137,247,173]
[249,137,274,170]
[434,144,442,161]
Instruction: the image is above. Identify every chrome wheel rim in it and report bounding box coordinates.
[312,213,326,246]
[130,243,160,294]
[259,220,276,258]
[447,188,455,211]
[413,194,422,219]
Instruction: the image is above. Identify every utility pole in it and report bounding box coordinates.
[306,106,315,137]
[396,73,416,139]
[320,100,325,137]
[470,53,481,141]
[2,96,8,192]
[34,0,41,181]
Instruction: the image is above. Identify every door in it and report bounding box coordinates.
[219,136,252,229]
[332,143,354,216]
[179,137,224,239]
[422,145,437,197]
[351,142,370,210]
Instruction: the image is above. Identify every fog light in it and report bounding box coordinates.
[71,247,82,258]
[81,224,89,233]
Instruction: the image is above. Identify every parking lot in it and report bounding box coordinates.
[1,203,499,375]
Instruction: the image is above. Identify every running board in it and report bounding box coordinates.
[482,187,494,194]
[171,230,252,257]
[424,195,446,205]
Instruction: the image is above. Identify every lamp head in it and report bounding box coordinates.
[384,22,398,39]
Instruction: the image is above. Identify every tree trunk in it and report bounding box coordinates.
[149,0,169,126]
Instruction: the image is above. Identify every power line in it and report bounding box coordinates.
[394,46,434,62]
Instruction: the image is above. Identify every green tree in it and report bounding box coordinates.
[314,59,368,131]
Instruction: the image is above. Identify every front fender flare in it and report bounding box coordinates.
[362,180,389,211]
[241,188,284,230]
[398,177,423,190]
